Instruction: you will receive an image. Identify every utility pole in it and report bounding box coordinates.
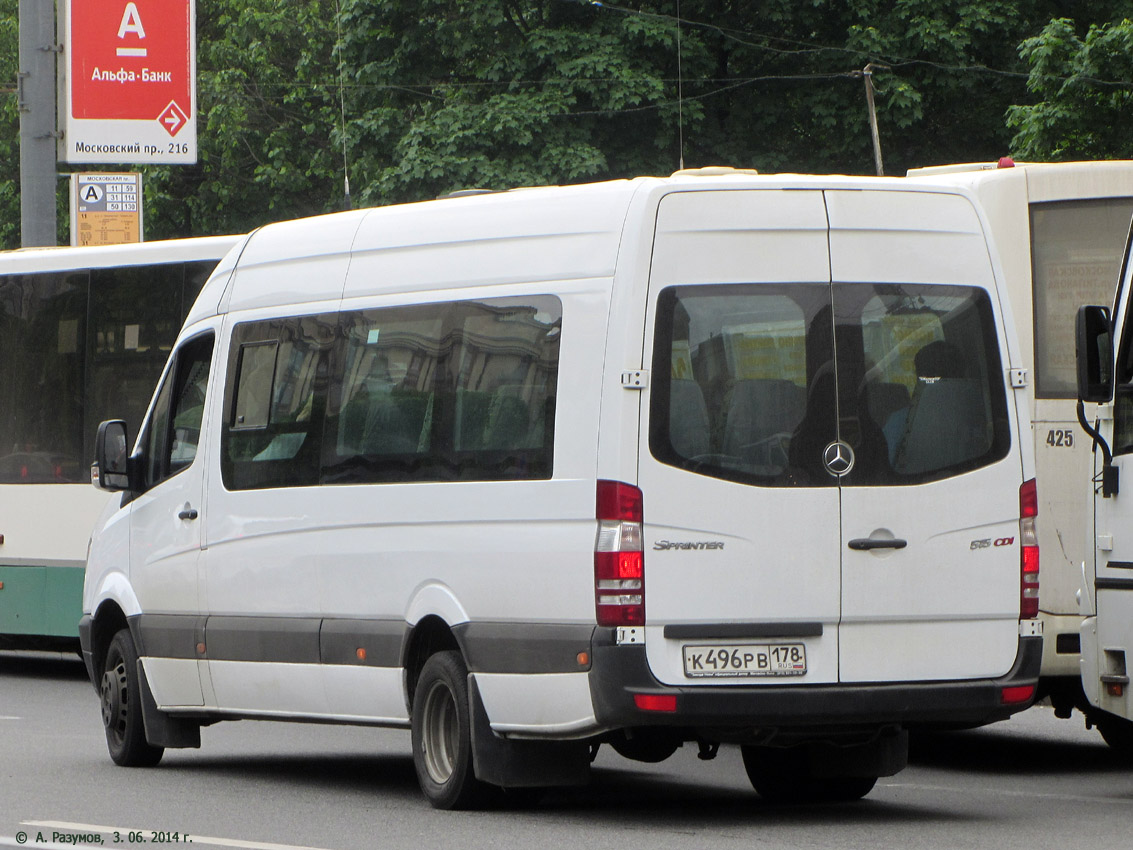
[18,0,59,247]
[854,63,887,177]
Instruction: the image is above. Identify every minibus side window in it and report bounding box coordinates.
[231,341,278,430]
[222,315,334,490]
[222,298,560,492]
[325,296,561,484]
[140,332,214,489]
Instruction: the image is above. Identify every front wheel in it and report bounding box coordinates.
[411,651,490,809]
[100,629,163,767]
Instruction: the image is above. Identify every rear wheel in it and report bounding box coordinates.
[411,650,490,809]
[741,745,876,803]
[100,629,163,767]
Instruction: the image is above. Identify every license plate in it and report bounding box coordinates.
[683,643,807,678]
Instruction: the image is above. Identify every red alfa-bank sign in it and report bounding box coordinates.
[62,0,197,164]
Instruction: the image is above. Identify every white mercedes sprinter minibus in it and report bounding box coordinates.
[81,169,1042,808]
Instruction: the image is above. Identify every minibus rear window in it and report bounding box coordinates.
[650,283,1010,487]
[650,283,829,487]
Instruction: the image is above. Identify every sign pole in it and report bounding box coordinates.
[18,0,59,247]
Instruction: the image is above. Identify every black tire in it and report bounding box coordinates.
[100,629,163,767]
[1095,712,1133,757]
[411,651,490,810]
[741,745,876,803]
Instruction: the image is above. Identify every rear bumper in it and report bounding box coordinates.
[589,632,1042,738]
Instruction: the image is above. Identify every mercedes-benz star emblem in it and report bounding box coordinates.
[822,440,855,477]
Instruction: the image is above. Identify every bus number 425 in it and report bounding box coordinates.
[1046,429,1074,448]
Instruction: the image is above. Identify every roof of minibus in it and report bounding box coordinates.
[236,168,977,270]
[212,168,985,316]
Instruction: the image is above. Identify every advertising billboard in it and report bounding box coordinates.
[61,0,197,165]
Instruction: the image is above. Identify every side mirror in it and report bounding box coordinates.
[92,420,132,492]
[1076,305,1113,404]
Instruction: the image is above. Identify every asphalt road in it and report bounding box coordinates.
[2,650,1131,850]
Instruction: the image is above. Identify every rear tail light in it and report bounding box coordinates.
[1001,684,1034,705]
[634,693,677,712]
[1020,478,1039,619]
[595,480,644,627]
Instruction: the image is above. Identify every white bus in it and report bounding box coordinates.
[0,236,241,649]
[908,160,1133,728]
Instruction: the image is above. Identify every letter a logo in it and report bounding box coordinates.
[116,2,147,58]
[118,3,146,39]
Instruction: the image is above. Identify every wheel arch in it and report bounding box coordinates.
[87,571,141,674]
[90,599,132,679]
[402,581,471,709]
[402,614,463,710]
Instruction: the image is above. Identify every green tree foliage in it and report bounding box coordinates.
[1,1,1131,249]
[336,0,1043,201]
[142,0,344,237]
[1007,17,1133,160]
[336,0,696,204]
[662,0,1035,174]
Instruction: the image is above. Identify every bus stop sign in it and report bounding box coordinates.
[70,172,143,246]
[62,0,197,165]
